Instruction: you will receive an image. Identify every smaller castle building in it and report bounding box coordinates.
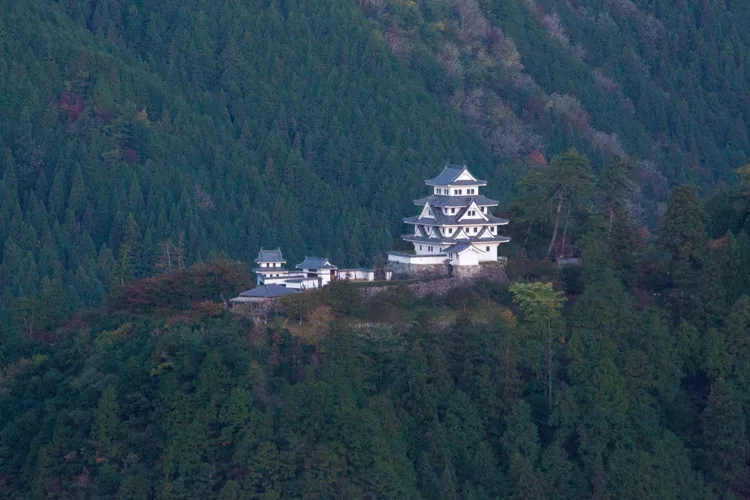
[248,249,390,292]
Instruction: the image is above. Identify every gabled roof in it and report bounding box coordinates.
[256,248,286,263]
[477,226,495,239]
[419,202,435,219]
[238,285,300,298]
[296,257,337,270]
[457,201,489,222]
[425,165,487,187]
[444,243,480,254]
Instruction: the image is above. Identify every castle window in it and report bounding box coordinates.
[486,246,490,252]
[468,210,475,216]
[482,207,487,213]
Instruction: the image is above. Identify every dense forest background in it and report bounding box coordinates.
[3,179,750,497]
[2,0,750,497]
[2,0,750,326]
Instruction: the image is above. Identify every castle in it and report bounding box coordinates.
[388,164,510,272]
[232,164,507,307]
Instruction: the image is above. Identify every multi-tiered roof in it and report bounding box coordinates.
[402,164,510,254]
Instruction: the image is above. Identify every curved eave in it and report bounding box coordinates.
[413,195,499,207]
[404,216,510,225]
[425,180,488,187]
[402,235,511,244]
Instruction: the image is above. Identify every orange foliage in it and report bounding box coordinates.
[528,150,547,166]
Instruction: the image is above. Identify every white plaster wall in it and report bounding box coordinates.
[286,279,319,290]
[388,253,448,265]
[456,251,480,266]
[477,244,498,262]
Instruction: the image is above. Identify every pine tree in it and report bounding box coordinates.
[658,185,708,323]
[502,401,545,500]
[438,462,458,500]
[701,379,750,497]
[93,384,121,455]
[509,282,565,412]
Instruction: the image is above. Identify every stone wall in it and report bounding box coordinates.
[452,265,482,280]
[367,260,509,298]
[361,278,454,299]
[389,259,507,282]
[387,261,449,279]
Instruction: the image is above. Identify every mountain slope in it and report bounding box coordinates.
[0,0,499,325]
[2,0,750,334]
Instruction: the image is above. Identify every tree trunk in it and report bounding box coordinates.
[546,191,564,259]
[523,217,534,248]
[547,316,553,412]
[607,205,615,237]
[560,201,571,258]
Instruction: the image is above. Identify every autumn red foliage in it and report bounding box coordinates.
[58,91,85,123]
[106,260,251,313]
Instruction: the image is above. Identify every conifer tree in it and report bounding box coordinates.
[701,379,750,497]
[93,384,121,455]
[509,282,565,411]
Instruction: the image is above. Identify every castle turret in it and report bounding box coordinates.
[254,248,288,285]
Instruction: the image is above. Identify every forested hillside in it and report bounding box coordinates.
[2,183,750,497]
[2,0,750,330]
[2,2,750,496]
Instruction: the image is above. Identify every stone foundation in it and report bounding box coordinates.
[373,259,508,298]
[388,259,507,282]
[452,265,482,280]
[387,261,449,279]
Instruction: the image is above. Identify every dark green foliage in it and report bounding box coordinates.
[0,0,498,338]
[3,0,750,343]
[1,237,747,499]
[1,0,750,497]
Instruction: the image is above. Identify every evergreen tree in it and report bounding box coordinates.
[93,384,121,456]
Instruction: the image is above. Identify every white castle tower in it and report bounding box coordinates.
[389,164,510,268]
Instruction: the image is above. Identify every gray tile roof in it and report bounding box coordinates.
[425,165,487,186]
[238,285,301,298]
[414,195,499,207]
[444,243,474,254]
[403,229,511,245]
[254,267,288,273]
[256,248,286,263]
[296,257,337,270]
[404,213,509,226]
[284,277,318,283]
